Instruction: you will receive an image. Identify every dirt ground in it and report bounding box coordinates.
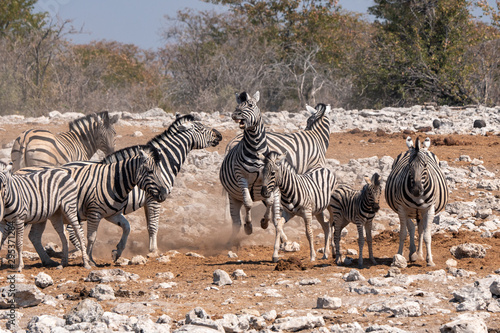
[1,119,500,332]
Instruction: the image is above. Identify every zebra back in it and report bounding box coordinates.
[10,111,119,171]
[260,151,335,214]
[385,137,448,215]
[330,173,382,223]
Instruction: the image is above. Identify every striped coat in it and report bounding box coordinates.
[11,111,119,171]
[220,92,331,260]
[329,173,382,268]
[260,151,337,262]
[385,137,448,266]
[17,147,169,265]
[0,162,90,271]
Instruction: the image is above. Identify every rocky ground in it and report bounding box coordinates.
[0,105,500,332]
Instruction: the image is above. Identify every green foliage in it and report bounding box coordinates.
[0,0,46,36]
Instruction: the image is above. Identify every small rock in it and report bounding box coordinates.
[186,252,205,258]
[0,284,44,308]
[440,316,488,333]
[114,257,129,266]
[130,255,147,265]
[299,278,321,285]
[228,251,238,258]
[450,243,487,259]
[433,119,441,129]
[35,272,54,289]
[213,269,233,286]
[281,241,300,252]
[232,269,247,279]
[272,313,325,331]
[156,272,175,279]
[473,119,486,128]
[343,269,366,282]
[446,258,458,268]
[391,254,407,268]
[317,296,342,309]
[386,267,401,277]
[89,284,115,301]
[65,298,103,325]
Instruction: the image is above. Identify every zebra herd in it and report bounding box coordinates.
[0,92,449,272]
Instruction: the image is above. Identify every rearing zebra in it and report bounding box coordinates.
[11,111,119,172]
[219,92,331,260]
[385,137,448,266]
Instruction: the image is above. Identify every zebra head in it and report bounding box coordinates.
[95,111,119,155]
[259,151,287,199]
[363,173,382,213]
[305,103,330,130]
[136,147,169,203]
[173,114,222,148]
[408,137,428,197]
[232,91,261,130]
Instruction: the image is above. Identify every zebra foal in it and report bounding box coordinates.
[385,137,448,266]
[260,151,337,262]
[0,162,90,271]
[328,173,382,268]
[11,111,119,171]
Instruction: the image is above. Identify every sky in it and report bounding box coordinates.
[34,0,492,50]
[34,0,375,49]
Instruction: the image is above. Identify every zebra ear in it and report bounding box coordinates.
[110,114,119,125]
[325,104,331,115]
[406,136,414,149]
[423,137,431,149]
[253,91,260,103]
[372,173,381,186]
[305,104,315,114]
[364,175,371,185]
[257,153,266,161]
[277,151,287,164]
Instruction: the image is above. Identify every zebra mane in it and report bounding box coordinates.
[305,103,329,130]
[101,144,162,165]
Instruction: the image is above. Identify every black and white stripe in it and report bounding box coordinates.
[328,173,382,268]
[385,137,449,266]
[93,114,222,255]
[0,162,90,271]
[260,151,337,262]
[220,92,331,258]
[10,111,119,171]
[19,147,169,265]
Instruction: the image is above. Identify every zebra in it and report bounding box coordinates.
[259,151,337,262]
[18,146,169,265]
[219,91,331,259]
[385,136,449,266]
[11,111,119,171]
[328,173,382,268]
[76,114,221,257]
[0,162,90,271]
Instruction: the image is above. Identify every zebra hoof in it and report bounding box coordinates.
[272,256,280,263]
[427,261,436,267]
[410,253,419,262]
[42,259,59,267]
[83,263,92,270]
[244,223,253,235]
[111,250,119,262]
[260,218,269,230]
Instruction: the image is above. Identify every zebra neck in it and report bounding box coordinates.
[242,121,267,156]
[276,163,299,202]
[111,158,141,200]
[309,118,330,149]
[148,131,191,178]
[63,125,98,159]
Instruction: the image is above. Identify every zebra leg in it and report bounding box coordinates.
[28,221,58,267]
[86,211,103,266]
[105,214,131,262]
[333,218,347,266]
[421,207,436,266]
[14,219,24,272]
[0,221,10,251]
[407,217,417,262]
[144,199,161,256]
[49,217,69,267]
[365,219,377,265]
[355,219,365,268]
[396,208,409,256]
[228,196,243,246]
[301,209,316,262]
[260,200,270,230]
[315,212,331,260]
[59,209,91,269]
[239,178,253,235]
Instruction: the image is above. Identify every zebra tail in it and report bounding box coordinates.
[11,133,28,172]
